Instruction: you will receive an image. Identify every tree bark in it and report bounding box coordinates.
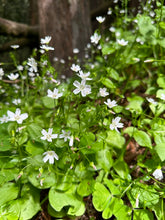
[0,17,38,37]
[69,0,92,59]
[38,0,73,64]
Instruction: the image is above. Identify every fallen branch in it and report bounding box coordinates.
[0,17,39,37]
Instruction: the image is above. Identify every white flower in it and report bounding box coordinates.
[71,64,81,72]
[99,88,109,97]
[117,39,128,46]
[96,16,105,23]
[73,48,79,54]
[7,108,28,124]
[160,94,165,101]
[90,33,101,44]
[69,135,74,146]
[104,99,117,108]
[17,65,24,71]
[109,27,116,32]
[41,36,52,44]
[43,151,59,164]
[110,116,124,133]
[107,8,112,15]
[59,130,71,142]
[0,114,9,123]
[40,45,54,51]
[153,169,163,181]
[60,59,65,64]
[11,45,19,49]
[0,68,4,80]
[27,58,37,72]
[12,98,21,105]
[77,70,92,81]
[47,88,63,99]
[7,73,19,80]
[73,80,91,97]
[146,97,158,105]
[41,128,58,142]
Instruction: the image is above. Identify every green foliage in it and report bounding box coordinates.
[1,1,165,219]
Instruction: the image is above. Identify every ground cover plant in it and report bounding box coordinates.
[1,0,165,219]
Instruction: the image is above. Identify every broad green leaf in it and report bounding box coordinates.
[103,197,124,219]
[157,76,165,89]
[127,95,144,113]
[133,209,154,220]
[156,89,165,99]
[96,149,113,171]
[149,103,165,116]
[155,143,165,161]
[42,96,55,108]
[152,199,165,220]
[0,182,18,206]
[49,184,85,216]
[106,67,119,81]
[124,126,137,136]
[77,179,95,197]
[18,132,28,145]
[25,140,44,155]
[48,203,66,218]
[101,77,116,89]
[27,123,42,142]
[102,44,116,55]
[159,21,165,29]
[113,160,130,179]
[104,179,120,196]
[0,134,11,151]
[127,183,159,208]
[7,184,41,220]
[28,167,56,189]
[134,130,152,148]
[92,182,112,212]
[0,168,19,184]
[137,14,156,43]
[106,130,125,149]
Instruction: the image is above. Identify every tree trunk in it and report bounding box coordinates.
[70,0,92,59]
[38,0,73,72]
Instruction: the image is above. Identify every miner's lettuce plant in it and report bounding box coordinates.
[1,1,165,219]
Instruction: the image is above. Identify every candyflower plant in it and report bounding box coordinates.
[1,1,165,219]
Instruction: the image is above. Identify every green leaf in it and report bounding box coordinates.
[127,183,159,208]
[133,209,154,220]
[137,14,156,42]
[42,96,55,108]
[18,132,28,145]
[25,140,44,155]
[127,94,144,113]
[28,167,56,189]
[159,21,165,29]
[49,184,85,216]
[152,199,165,220]
[0,134,11,151]
[106,130,125,149]
[7,184,41,220]
[155,143,165,161]
[134,130,152,148]
[157,76,165,89]
[77,179,95,197]
[113,160,130,179]
[27,123,42,142]
[92,182,112,212]
[101,77,116,89]
[104,179,120,196]
[106,67,119,81]
[102,44,116,55]
[0,182,18,206]
[96,149,113,171]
